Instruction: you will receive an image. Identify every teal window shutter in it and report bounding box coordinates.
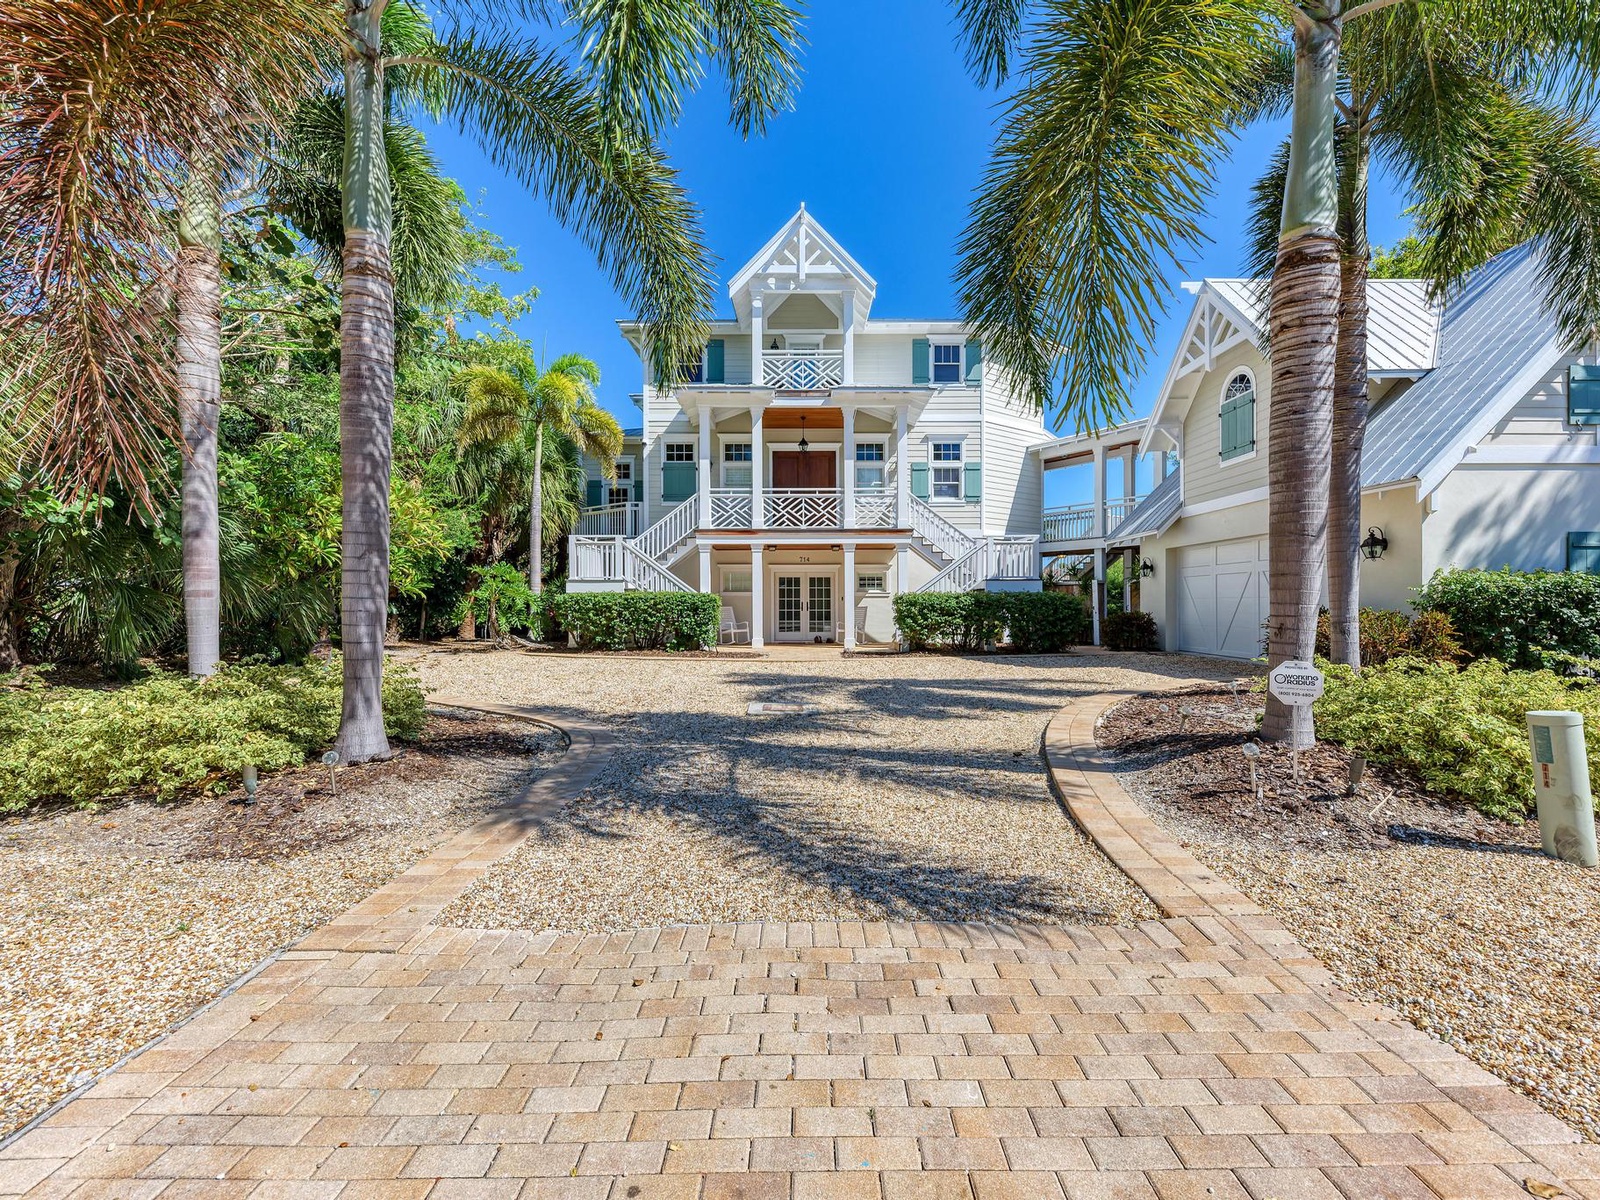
[585,479,604,508]
[910,462,930,500]
[963,461,982,501]
[705,339,725,384]
[1569,531,1600,574]
[964,340,983,385]
[1219,389,1255,460]
[662,462,697,502]
[912,338,930,385]
[633,477,643,502]
[1569,365,1600,425]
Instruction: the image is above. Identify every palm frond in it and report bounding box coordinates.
[456,365,532,448]
[953,0,1031,86]
[707,0,805,137]
[956,0,1280,427]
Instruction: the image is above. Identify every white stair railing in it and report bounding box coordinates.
[624,544,693,592]
[634,496,697,563]
[917,543,988,593]
[908,496,980,562]
[571,535,626,581]
[989,536,1041,580]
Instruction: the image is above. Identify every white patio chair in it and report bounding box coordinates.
[837,604,870,646]
[719,606,750,645]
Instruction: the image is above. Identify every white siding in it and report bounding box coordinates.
[1479,351,1600,448]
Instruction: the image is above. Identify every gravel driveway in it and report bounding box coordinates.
[422,648,1230,933]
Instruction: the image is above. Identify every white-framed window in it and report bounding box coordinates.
[931,341,963,384]
[930,439,964,499]
[857,573,887,593]
[854,442,886,491]
[665,442,695,462]
[608,458,633,506]
[722,441,753,488]
[1219,369,1257,462]
[722,568,753,593]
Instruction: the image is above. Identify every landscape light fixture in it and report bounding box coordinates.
[1140,558,1155,578]
[1361,526,1389,561]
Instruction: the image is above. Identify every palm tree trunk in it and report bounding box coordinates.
[530,422,544,595]
[0,513,22,673]
[1263,6,1342,745]
[1329,118,1371,669]
[334,1,396,763]
[176,167,223,678]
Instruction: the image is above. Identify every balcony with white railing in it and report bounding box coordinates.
[576,501,641,537]
[699,488,905,531]
[1040,495,1148,545]
[761,349,845,391]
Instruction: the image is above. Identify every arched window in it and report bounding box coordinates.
[1219,370,1257,461]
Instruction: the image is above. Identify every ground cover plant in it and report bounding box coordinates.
[1314,656,1600,821]
[548,591,721,651]
[893,591,1090,652]
[0,659,425,810]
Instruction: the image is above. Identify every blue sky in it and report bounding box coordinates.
[426,1,1416,503]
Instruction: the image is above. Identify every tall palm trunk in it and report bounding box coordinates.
[176,168,223,677]
[334,0,395,763]
[1329,119,1371,669]
[530,422,543,595]
[0,511,22,673]
[1263,6,1342,745]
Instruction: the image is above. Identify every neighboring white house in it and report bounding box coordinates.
[567,206,1052,648]
[1116,240,1600,658]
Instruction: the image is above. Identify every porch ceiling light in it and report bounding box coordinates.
[1361,526,1388,561]
[798,416,810,454]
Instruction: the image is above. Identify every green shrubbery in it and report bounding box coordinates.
[548,591,721,651]
[0,658,426,811]
[1314,606,1463,666]
[893,591,1091,653]
[1102,610,1160,652]
[1414,567,1600,669]
[1315,657,1600,820]
[455,562,541,636]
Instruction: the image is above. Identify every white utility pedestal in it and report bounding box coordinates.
[1526,710,1598,868]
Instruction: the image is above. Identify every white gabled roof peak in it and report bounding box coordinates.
[728,206,877,328]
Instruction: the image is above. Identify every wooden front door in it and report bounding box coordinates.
[771,450,836,489]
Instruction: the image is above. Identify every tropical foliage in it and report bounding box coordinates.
[1413,567,1600,669]
[549,591,723,652]
[892,591,1091,653]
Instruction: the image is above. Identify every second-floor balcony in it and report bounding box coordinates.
[761,349,845,391]
[1041,495,1147,543]
[709,487,899,530]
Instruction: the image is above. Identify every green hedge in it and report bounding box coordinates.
[1414,567,1600,669]
[1314,607,1463,666]
[549,591,721,651]
[1315,656,1600,820]
[0,658,426,811]
[1102,610,1160,652]
[893,590,1090,653]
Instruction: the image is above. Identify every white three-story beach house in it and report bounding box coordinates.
[567,207,1053,648]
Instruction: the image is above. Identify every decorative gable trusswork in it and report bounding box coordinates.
[1173,293,1253,382]
[728,205,877,328]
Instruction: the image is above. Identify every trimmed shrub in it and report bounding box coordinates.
[548,591,721,651]
[1313,607,1464,666]
[1315,656,1600,820]
[1102,610,1160,652]
[1414,567,1600,669]
[893,591,1090,653]
[0,658,426,811]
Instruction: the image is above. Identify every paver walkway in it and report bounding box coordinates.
[4,689,1595,1200]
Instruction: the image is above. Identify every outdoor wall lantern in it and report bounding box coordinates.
[797,416,810,454]
[769,337,781,351]
[1139,558,1156,578]
[1361,526,1389,561]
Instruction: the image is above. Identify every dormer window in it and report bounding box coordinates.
[1219,370,1257,462]
[932,342,963,384]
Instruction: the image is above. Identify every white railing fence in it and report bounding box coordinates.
[762,350,845,390]
[635,496,696,562]
[625,545,693,592]
[918,543,988,594]
[709,489,754,529]
[854,491,897,529]
[989,536,1041,579]
[909,496,980,561]
[576,502,640,537]
[1040,495,1149,543]
[571,535,626,581]
[763,488,841,529]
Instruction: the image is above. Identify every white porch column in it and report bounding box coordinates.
[697,408,713,528]
[895,406,910,527]
[1092,545,1106,645]
[1092,443,1107,539]
[1124,446,1137,504]
[751,294,765,389]
[750,406,765,529]
[895,544,910,647]
[1122,547,1134,612]
[841,294,856,386]
[699,544,712,593]
[640,439,652,529]
[750,544,765,649]
[842,544,857,649]
[842,406,856,528]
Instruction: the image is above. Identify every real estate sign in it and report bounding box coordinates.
[1268,660,1325,707]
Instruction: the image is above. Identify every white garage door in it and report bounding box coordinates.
[1175,537,1269,659]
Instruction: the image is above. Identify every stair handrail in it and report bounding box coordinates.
[908,496,981,560]
[634,496,697,562]
[624,543,693,592]
[915,541,988,593]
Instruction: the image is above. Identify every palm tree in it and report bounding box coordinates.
[326,0,803,761]
[1243,11,1600,668]
[456,352,622,595]
[950,0,1593,743]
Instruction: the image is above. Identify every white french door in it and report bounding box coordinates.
[772,571,837,641]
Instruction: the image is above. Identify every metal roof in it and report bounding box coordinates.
[1362,241,1561,491]
[1202,277,1441,374]
[1107,468,1183,541]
